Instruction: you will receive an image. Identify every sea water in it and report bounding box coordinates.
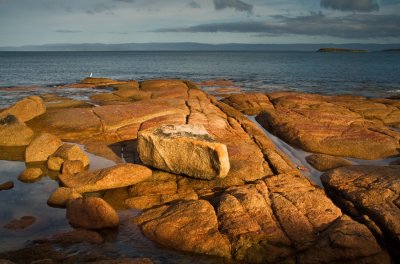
[0,51,399,102]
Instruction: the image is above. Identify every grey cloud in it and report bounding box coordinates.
[321,0,379,12]
[54,30,82,33]
[113,0,134,2]
[86,3,113,15]
[107,31,128,35]
[213,0,253,13]
[154,12,400,39]
[188,1,201,8]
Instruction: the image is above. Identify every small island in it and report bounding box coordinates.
[382,48,400,52]
[317,48,369,53]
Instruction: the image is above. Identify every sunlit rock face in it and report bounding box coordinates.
[255,92,400,160]
[59,164,152,193]
[138,124,230,180]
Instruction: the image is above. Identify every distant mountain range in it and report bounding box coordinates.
[0,42,399,51]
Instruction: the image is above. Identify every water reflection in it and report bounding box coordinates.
[0,151,227,264]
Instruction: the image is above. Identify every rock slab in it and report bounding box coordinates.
[60,164,152,193]
[322,165,400,259]
[138,124,230,180]
[134,200,231,258]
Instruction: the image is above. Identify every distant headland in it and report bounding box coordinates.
[0,42,399,52]
[317,48,368,53]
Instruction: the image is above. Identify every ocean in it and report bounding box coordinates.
[1,51,399,100]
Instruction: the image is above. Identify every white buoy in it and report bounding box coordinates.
[89,72,93,77]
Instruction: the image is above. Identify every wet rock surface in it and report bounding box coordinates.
[51,229,104,245]
[66,197,119,229]
[0,181,14,191]
[306,153,353,171]
[321,165,400,259]
[4,216,36,230]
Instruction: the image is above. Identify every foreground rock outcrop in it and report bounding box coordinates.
[135,171,389,263]
[322,165,400,259]
[2,78,398,263]
[138,124,230,180]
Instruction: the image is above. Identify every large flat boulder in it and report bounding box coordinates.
[321,165,400,258]
[59,164,152,193]
[25,133,62,163]
[93,98,188,132]
[138,124,230,180]
[1,96,46,122]
[256,93,400,159]
[27,108,103,140]
[133,200,231,259]
[140,80,189,99]
[0,115,34,147]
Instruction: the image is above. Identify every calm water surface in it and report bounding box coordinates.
[0,51,399,97]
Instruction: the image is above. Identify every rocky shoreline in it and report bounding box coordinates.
[0,78,399,263]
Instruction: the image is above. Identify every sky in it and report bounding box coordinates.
[0,0,399,46]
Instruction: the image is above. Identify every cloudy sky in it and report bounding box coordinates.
[0,0,399,46]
